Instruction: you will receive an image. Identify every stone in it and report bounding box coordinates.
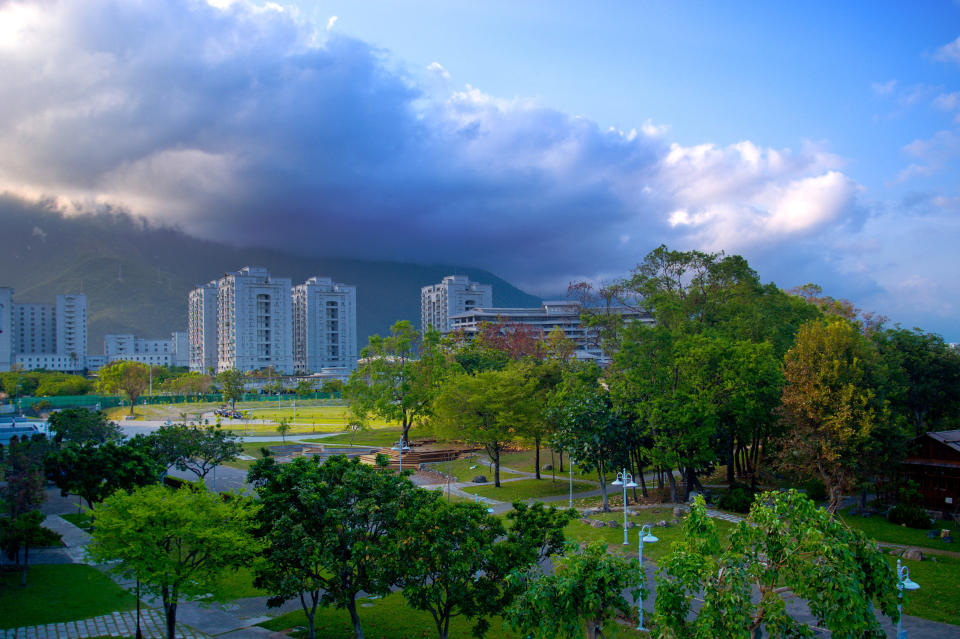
[673,506,687,518]
[605,520,620,528]
[671,518,681,525]
[625,521,636,529]
[903,548,924,561]
[472,476,487,483]
[587,519,607,529]
[544,464,553,470]
[655,520,670,528]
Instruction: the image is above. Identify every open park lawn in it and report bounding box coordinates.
[61,512,94,531]
[887,552,960,626]
[258,591,643,639]
[497,449,616,481]
[303,427,424,448]
[209,565,266,600]
[0,565,136,629]
[428,455,523,482]
[462,478,594,502]
[840,508,958,551]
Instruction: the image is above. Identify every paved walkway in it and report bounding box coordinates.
[1,610,207,639]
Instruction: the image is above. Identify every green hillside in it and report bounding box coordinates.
[0,196,541,353]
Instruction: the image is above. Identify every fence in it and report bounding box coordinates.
[3,392,342,411]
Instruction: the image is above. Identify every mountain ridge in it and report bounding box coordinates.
[0,195,543,354]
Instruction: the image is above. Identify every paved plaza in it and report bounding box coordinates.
[1,610,207,639]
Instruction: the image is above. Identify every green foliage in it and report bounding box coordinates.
[48,409,122,445]
[0,510,60,585]
[0,371,92,398]
[886,503,932,529]
[2,435,50,518]
[433,362,538,487]
[138,423,241,479]
[714,483,756,514]
[96,360,150,415]
[45,441,162,509]
[217,369,245,409]
[506,541,641,639]
[87,484,259,639]
[653,492,900,639]
[248,454,423,639]
[160,371,213,395]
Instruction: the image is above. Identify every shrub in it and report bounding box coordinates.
[716,483,756,513]
[887,503,932,529]
[801,478,828,503]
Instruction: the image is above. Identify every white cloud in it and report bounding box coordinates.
[934,35,960,65]
[326,15,337,30]
[934,92,960,111]
[871,80,897,96]
[427,61,450,79]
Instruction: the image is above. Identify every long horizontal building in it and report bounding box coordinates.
[449,300,653,363]
[101,332,188,369]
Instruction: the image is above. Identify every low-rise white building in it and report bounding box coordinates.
[103,333,185,367]
[449,301,653,363]
[0,288,87,372]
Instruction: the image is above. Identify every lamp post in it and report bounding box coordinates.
[569,457,575,509]
[636,524,658,632]
[391,438,410,474]
[611,468,638,545]
[473,494,494,513]
[896,558,920,638]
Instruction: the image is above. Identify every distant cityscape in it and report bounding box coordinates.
[0,270,652,377]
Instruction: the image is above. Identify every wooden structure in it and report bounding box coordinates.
[358,446,461,471]
[902,430,960,515]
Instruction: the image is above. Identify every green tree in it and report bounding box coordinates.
[97,361,150,416]
[506,541,641,639]
[0,510,57,586]
[347,322,448,442]
[48,409,122,445]
[2,435,50,519]
[87,485,259,639]
[46,441,161,510]
[248,455,421,639]
[777,318,889,512]
[653,492,900,638]
[276,417,291,443]
[295,379,315,398]
[433,363,537,487]
[321,378,344,397]
[548,365,629,511]
[217,369,245,410]
[144,424,241,480]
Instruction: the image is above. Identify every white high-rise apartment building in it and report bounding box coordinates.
[421,275,493,333]
[292,276,357,373]
[216,267,293,374]
[0,289,87,372]
[188,281,218,373]
[0,288,12,372]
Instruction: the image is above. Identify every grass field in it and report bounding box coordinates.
[258,591,644,639]
[427,455,524,482]
[462,478,595,502]
[839,508,957,551]
[302,427,419,448]
[209,565,266,601]
[885,550,960,626]
[0,565,136,629]
[61,512,93,531]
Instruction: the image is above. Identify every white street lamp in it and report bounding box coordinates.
[636,524,658,632]
[896,558,920,638]
[391,438,410,474]
[611,468,638,545]
[473,493,494,513]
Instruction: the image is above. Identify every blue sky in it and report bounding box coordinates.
[1,0,958,338]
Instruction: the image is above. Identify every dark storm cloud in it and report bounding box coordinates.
[0,0,872,297]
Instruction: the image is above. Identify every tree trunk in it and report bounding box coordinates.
[637,461,648,498]
[346,596,365,639]
[299,591,319,639]
[490,445,501,487]
[666,470,678,503]
[164,601,177,639]
[20,544,28,586]
[558,449,564,473]
[535,438,541,480]
[727,444,736,484]
[598,464,610,512]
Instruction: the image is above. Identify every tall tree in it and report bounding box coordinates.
[87,485,259,639]
[97,361,150,416]
[433,363,538,487]
[2,435,50,519]
[217,369,245,410]
[347,322,448,442]
[248,455,420,639]
[548,364,629,511]
[777,318,889,512]
[654,492,900,638]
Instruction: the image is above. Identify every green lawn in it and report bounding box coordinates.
[428,455,523,482]
[303,428,425,448]
[839,508,957,551]
[0,565,136,629]
[462,478,595,502]
[208,565,266,600]
[563,508,735,562]
[258,591,643,639]
[497,449,613,480]
[61,512,93,531]
[887,551,960,626]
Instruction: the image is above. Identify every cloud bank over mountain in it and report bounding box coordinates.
[0,0,955,337]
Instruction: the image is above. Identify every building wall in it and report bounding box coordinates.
[420,275,492,333]
[293,276,357,373]
[0,288,11,372]
[55,294,87,369]
[12,303,56,355]
[171,331,189,368]
[104,333,174,367]
[217,267,293,374]
[189,282,218,373]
